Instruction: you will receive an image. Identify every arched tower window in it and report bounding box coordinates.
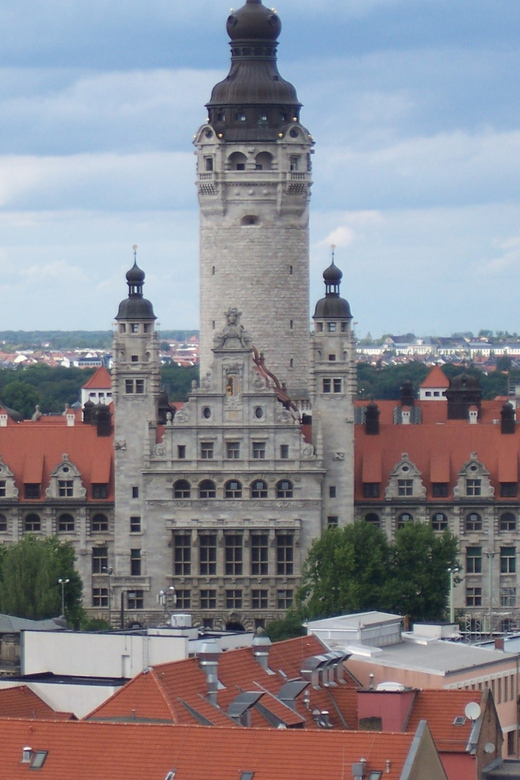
[199,480,216,499]
[255,151,273,170]
[228,152,247,171]
[173,480,191,499]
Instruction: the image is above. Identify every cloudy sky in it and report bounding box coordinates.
[1,0,519,339]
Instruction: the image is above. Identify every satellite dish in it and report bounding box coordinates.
[484,743,495,754]
[465,702,482,721]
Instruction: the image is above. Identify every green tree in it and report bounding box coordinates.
[298,523,391,619]
[1,380,40,418]
[264,611,306,641]
[388,522,459,622]
[0,536,84,625]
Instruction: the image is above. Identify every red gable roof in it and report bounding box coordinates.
[0,687,73,720]
[0,420,114,501]
[88,635,359,730]
[82,366,112,390]
[420,366,450,389]
[406,689,482,752]
[0,720,420,780]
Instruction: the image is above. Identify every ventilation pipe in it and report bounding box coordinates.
[198,640,222,706]
[252,635,272,672]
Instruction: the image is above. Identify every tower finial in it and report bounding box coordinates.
[331,244,336,265]
[132,244,138,265]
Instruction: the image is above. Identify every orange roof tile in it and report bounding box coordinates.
[420,366,450,389]
[0,720,419,780]
[0,686,73,720]
[82,366,112,390]
[406,689,482,752]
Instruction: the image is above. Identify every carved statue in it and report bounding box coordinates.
[213,308,252,350]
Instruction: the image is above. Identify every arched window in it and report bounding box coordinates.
[255,151,273,170]
[173,480,191,499]
[465,512,482,532]
[251,480,268,498]
[431,512,448,531]
[199,480,216,499]
[58,513,75,532]
[364,513,380,526]
[276,479,293,498]
[229,151,247,171]
[500,512,516,532]
[240,215,258,226]
[397,512,413,529]
[225,480,242,499]
[92,513,108,532]
[25,513,41,532]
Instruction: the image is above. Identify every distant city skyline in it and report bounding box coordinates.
[0,0,519,337]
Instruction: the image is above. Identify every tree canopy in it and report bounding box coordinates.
[297,521,459,624]
[0,536,84,625]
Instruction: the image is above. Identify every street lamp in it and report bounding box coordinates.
[486,551,496,637]
[102,566,114,626]
[447,567,460,624]
[58,578,70,618]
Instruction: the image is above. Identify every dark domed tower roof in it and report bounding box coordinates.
[313,258,352,320]
[116,258,156,321]
[445,370,482,420]
[206,0,301,141]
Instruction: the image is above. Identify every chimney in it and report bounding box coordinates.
[83,400,94,424]
[94,404,112,437]
[501,402,515,434]
[198,640,222,706]
[352,759,367,779]
[495,637,505,651]
[252,635,272,672]
[365,402,380,435]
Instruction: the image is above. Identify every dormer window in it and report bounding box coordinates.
[58,480,74,497]
[47,455,86,501]
[454,454,494,500]
[24,484,40,499]
[385,454,426,500]
[466,478,481,496]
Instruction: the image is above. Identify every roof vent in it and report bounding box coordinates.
[352,758,367,779]
[252,635,272,672]
[228,691,263,726]
[21,747,32,764]
[198,640,222,706]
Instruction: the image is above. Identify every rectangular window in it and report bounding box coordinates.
[466,587,482,607]
[290,155,300,171]
[501,586,516,607]
[226,589,242,609]
[132,486,139,498]
[173,533,191,576]
[333,378,342,393]
[327,516,339,526]
[58,480,74,497]
[0,481,5,497]
[130,516,141,533]
[226,441,240,459]
[92,547,108,574]
[252,442,266,459]
[501,482,517,497]
[92,484,108,499]
[58,515,75,532]
[328,322,336,332]
[501,547,516,574]
[200,442,214,460]
[125,379,134,393]
[251,533,269,576]
[466,478,482,496]
[91,514,108,532]
[432,483,448,497]
[177,445,186,459]
[131,323,139,333]
[329,486,336,498]
[280,444,289,459]
[135,379,144,394]
[131,355,139,363]
[508,731,515,757]
[0,515,7,532]
[200,589,217,609]
[276,533,294,575]
[466,546,482,574]
[252,589,268,609]
[199,533,217,575]
[225,534,243,575]
[127,590,144,609]
[176,589,191,610]
[277,589,293,609]
[322,378,331,393]
[130,549,142,576]
[92,587,108,607]
[397,479,413,497]
[24,483,40,499]
[205,156,213,172]
[363,483,380,498]
[500,514,516,532]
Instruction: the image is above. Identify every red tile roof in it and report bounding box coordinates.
[0,720,419,780]
[406,689,482,752]
[0,686,73,720]
[420,366,450,389]
[82,366,112,390]
[87,635,359,731]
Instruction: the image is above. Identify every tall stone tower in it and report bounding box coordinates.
[310,256,356,528]
[194,0,314,401]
